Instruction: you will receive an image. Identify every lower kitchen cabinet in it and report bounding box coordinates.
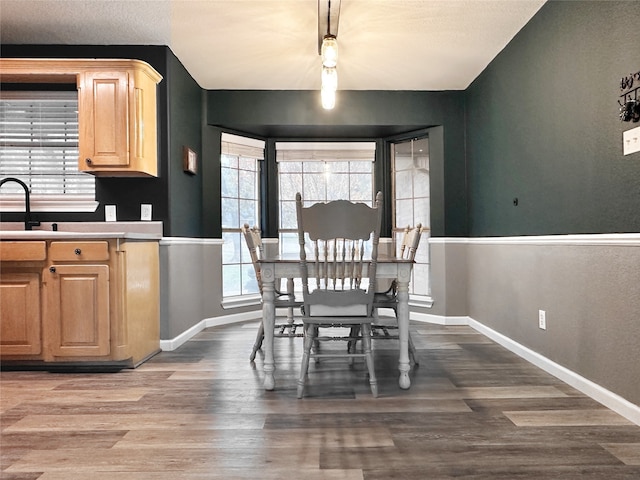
[0,236,160,370]
[47,264,111,357]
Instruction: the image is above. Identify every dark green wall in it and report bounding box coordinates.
[466,0,640,236]
[205,90,467,237]
[166,53,204,237]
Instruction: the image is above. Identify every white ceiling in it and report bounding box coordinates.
[0,0,546,91]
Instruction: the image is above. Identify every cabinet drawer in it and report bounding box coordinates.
[49,241,110,261]
[0,241,47,261]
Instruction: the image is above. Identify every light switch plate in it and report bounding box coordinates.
[105,205,117,222]
[623,125,640,155]
[141,204,152,221]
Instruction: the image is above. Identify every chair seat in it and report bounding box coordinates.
[274,297,302,308]
[373,292,397,307]
[300,315,373,325]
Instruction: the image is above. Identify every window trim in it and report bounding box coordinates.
[391,135,432,299]
[220,132,265,300]
[221,293,262,310]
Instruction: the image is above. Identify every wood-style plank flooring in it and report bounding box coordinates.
[2,321,640,479]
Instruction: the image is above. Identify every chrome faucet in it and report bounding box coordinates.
[0,177,40,230]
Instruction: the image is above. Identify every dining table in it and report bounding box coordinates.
[257,253,415,391]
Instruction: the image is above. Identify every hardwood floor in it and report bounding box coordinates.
[2,321,640,479]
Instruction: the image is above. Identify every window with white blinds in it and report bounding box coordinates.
[0,91,96,212]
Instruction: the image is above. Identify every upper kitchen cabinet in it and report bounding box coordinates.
[0,58,163,177]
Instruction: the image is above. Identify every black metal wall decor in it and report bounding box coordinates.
[619,70,640,122]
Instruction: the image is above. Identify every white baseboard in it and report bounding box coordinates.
[412,313,639,425]
[410,311,471,325]
[160,311,261,351]
[465,317,639,426]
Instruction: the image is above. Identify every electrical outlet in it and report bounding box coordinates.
[105,205,117,222]
[141,204,152,221]
[538,310,546,330]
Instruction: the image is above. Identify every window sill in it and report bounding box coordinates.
[222,294,262,310]
[409,295,434,309]
[0,196,99,213]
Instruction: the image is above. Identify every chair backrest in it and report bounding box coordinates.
[295,192,382,317]
[241,223,264,294]
[397,223,423,261]
[374,224,423,296]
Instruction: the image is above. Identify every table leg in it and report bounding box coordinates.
[261,265,276,390]
[286,277,295,325]
[396,277,411,389]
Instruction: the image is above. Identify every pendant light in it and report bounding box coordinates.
[319,1,339,110]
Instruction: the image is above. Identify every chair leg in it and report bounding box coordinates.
[408,331,419,366]
[297,324,314,399]
[284,306,295,334]
[347,326,360,365]
[312,325,320,363]
[361,324,378,398]
[249,321,265,362]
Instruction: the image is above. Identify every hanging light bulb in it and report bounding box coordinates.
[321,87,336,110]
[320,66,337,110]
[319,1,339,110]
[321,66,338,91]
[321,34,338,68]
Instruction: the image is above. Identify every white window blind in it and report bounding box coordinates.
[276,141,375,162]
[0,91,96,212]
[221,132,265,159]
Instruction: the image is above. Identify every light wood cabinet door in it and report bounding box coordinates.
[0,272,42,355]
[78,65,159,177]
[47,264,110,357]
[78,70,129,169]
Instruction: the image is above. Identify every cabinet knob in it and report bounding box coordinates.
[85,158,92,165]
[49,266,56,273]
[74,248,82,255]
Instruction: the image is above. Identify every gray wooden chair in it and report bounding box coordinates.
[295,192,383,398]
[241,224,303,362]
[371,224,423,364]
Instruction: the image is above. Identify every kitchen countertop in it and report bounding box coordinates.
[0,221,163,241]
[0,231,162,240]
